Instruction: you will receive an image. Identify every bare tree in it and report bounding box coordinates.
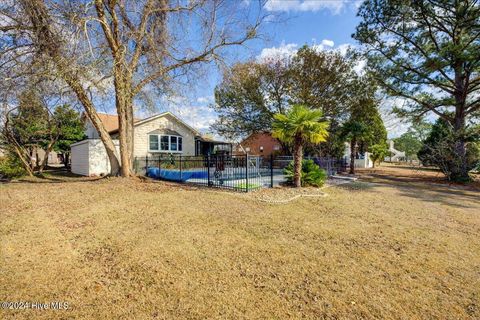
[2,0,122,174]
[1,0,266,176]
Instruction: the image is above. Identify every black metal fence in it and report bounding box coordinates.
[134,154,347,192]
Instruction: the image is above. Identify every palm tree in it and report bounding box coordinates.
[341,121,369,174]
[272,104,329,188]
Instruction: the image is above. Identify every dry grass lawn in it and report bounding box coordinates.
[1,167,480,319]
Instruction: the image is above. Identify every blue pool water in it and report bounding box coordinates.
[146,167,208,181]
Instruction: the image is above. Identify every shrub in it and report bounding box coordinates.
[369,143,388,167]
[0,155,27,179]
[284,159,327,187]
[417,118,480,181]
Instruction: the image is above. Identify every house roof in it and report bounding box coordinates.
[196,135,231,144]
[133,112,200,135]
[85,111,231,144]
[240,131,277,144]
[82,113,141,133]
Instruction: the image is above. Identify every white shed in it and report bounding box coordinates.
[71,139,120,176]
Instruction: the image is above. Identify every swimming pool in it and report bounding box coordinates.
[146,167,208,182]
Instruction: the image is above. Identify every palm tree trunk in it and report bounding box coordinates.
[293,134,303,188]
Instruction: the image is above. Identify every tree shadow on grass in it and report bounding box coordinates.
[338,175,480,209]
[2,167,108,184]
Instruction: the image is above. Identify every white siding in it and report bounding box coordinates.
[71,140,90,176]
[71,113,198,176]
[88,139,120,175]
[133,114,196,157]
[71,139,120,176]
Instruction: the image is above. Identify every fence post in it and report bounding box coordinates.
[146,155,149,174]
[134,156,137,174]
[245,153,249,192]
[270,154,274,188]
[207,154,211,186]
[179,155,182,181]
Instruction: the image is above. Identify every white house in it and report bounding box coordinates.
[343,142,374,168]
[71,112,231,176]
[387,140,406,162]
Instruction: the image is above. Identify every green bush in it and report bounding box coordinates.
[284,159,327,187]
[0,156,27,179]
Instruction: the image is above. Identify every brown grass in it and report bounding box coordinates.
[356,163,480,190]
[1,168,479,319]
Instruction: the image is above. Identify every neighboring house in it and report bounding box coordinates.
[235,132,284,157]
[343,142,373,168]
[71,112,231,176]
[33,148,62,165]
[0,143,61,165]
[386,140,406,162]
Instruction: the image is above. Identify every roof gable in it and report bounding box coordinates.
[133,112,200,135]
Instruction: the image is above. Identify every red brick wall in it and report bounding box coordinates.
[236,133,283,157]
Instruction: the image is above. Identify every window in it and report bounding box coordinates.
[170,136,177,151]
[160,136,169,151]
[149,134,183,152]
[149,135,159,151]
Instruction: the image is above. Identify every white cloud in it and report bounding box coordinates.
[172,104,218,132]
[321,39,334,47]
[196,96,214,104]
[258,40,356,64]
[257,42,298,62]
[353,0,363,9]
[264,0,347,15]
[241,0,251,7]
[353,59,366,74]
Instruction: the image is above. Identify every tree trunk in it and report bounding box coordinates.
[293,134,303,188]
[126,99,135,174]
[450,114,469,181]
[64,152,69,168]
[450,62,469,181]
[21,0,120,176]
[39,138,56,174]
[3,113,34,176]
[14,146,34,177]
[349,138,356,174]
[39,148,49,174]
[35,148,40,168]
[113,63,134,177]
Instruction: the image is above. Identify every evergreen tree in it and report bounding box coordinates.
[354,0,480,181]
[418,118,480,180]
[341,76,387,174]
[53,105,86,167]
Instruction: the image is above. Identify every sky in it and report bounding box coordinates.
[142,0,408,139]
